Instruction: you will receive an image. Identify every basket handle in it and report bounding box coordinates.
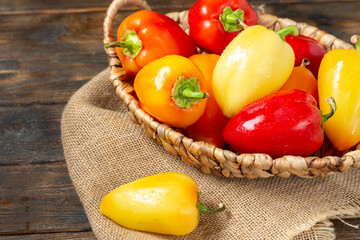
[103,0,151,64]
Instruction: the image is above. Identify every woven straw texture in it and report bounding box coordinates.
[103,0,360,179]
[61,68,360,239]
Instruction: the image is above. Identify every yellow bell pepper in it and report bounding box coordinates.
[318,35,360,151]
[213,25,299,117]
[100,172,225,236]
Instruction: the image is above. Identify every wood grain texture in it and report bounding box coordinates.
[332,218,360,240]
[0,104,64,165]
[0,163,91,235]
[0,0,358,13]
[0,11,109,105]
[0,0,193,13]
[0,231,96,240]
[0,2,359,105]
[263,1,360,43]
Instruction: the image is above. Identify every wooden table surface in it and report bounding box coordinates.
[0,0,359,239]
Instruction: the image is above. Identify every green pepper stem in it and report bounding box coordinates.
[171,76,208,109]
[351,35,360,52]
[276,25,300,41]
[219,6,245,32]
[198,202,226,214]
[104,42,123,48]
[182,88,209,99]
[321,97,337,129]
[104,30,143,59]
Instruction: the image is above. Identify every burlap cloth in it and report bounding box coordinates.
[61,68,360,240]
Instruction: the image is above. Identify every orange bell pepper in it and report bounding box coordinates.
[134,55,208,128]
[279,59,318,102]
[185,54,229,147]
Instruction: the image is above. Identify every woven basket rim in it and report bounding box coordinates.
[103,0,360,178]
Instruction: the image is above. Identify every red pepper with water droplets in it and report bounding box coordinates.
[223,90,336,158]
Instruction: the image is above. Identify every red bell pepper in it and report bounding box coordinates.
[188,0,258,55]
[223,90,336,158]
[105,10,198,76]
[285,35,326,78]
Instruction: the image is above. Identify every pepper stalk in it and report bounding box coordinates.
[171,76,209,109]
[277,25,300,41]
[104,30,143,59]
[219,6,245,32]
[198,202,225,214]
[300,58,310,68]
[197,192,225,221]
[321,97,337,130]
[351,35,360,52]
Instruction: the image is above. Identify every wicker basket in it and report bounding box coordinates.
[103,0,360,178]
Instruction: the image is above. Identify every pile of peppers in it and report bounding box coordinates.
[102,0,360,236]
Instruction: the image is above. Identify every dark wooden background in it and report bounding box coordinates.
[0,0,359,239]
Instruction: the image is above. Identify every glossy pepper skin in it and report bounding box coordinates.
[285,35,326,78]
[213,25,298,118]
[279,59,319,102]
[188,0,258,55]
[134,55,208,128]
[105,10,198,76]
[318,36,360,151]
[185,54,229,148]
[100,172,225,236]
[223,90,333,158]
